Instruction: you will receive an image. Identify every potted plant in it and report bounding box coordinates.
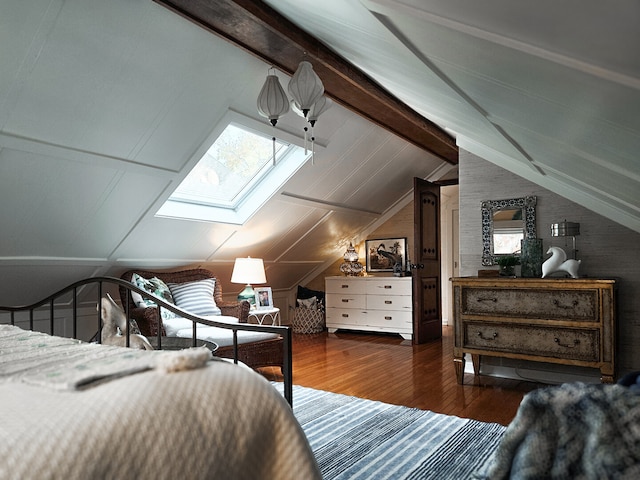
[496,255,520,277]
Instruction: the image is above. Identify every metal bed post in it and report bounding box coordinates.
[283,328,293,406]
[49,299,54,335]
[72,286,78,340]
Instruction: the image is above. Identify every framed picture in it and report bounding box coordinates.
[254,286,273,309]
[365,237,407,273]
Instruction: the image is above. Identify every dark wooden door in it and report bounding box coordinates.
[412,177,442,343]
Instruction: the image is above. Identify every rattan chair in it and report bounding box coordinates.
[119,269,284,371]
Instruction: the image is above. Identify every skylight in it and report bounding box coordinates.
[156,111,311,225]
[170,124,289,208]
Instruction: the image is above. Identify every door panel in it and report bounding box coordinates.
[413,178,442,343]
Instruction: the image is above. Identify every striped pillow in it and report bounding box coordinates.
[168,279,222,316]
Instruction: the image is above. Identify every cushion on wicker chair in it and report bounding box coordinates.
[130,273,178,320]
[168,278,222,316]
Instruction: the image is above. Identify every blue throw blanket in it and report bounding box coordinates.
[476,381,640,479]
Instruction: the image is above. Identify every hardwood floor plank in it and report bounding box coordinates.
[260,325,545,425]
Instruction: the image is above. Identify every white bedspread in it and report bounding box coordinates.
[0,325,320,480]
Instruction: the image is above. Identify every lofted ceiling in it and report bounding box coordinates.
[1,0,638,306]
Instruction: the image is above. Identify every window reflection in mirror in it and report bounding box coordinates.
[492,208,524,254]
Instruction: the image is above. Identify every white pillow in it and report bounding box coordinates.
[168,278,222,316]
[130,273,178,320]
[163,315,239,337]
[297,296,317,310]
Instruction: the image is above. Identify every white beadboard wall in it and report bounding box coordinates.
[459,149,640,376]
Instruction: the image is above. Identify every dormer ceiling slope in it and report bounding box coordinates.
[0,0,638,306]
[163,0,639,234]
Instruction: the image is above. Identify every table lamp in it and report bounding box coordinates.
[231,257,266,308]
[550,220,580,259]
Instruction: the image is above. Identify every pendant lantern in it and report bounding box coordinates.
[288,61,324,117]
[308,95,332,127]
[257,70,290,127]
[257,69,289,165]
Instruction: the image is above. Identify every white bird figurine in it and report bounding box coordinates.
[541,246,581,279]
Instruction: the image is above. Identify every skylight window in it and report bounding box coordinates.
[170,124,289,208]
[156,111,311,225]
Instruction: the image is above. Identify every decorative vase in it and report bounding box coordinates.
[520,238,543,278]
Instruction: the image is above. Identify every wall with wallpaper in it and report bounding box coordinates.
[459,149,640,377]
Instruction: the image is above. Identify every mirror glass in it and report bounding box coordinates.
[481,196,536,266]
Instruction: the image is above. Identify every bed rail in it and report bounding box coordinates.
[0,276,293,406]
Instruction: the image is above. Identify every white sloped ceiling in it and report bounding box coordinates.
[1,0,637,305]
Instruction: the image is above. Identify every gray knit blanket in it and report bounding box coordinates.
[476,382,640,479]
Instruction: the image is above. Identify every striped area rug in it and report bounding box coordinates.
[273,383,505,479]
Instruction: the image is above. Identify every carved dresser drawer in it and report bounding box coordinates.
[464,322,600,362]
[452,277,616,384]
[461,288,598,321]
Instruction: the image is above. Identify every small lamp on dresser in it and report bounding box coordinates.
[551,220,580,259]
[339,242,363,276]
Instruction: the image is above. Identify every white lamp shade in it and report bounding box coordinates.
[257,74,290,126]
[288,61,324,116]
[231,257,266,284]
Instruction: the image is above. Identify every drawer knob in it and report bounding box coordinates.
[341,285,349,289]
[341,313,349,318]
[341,299,350,303]
[476,297,497,303]
[477,331,498,341]
[384,316,392,320]
[553,299,579,309]
[554,337,580,348]
[385,300,393,304]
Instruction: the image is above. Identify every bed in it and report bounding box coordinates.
[0,274,293,404]
[0,324,321,480]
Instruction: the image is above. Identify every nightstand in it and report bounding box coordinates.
[248,307,281,326]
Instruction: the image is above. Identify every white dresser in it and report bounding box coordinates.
[325,276,413,340]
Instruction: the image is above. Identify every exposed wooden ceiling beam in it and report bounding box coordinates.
[154,0,458,164]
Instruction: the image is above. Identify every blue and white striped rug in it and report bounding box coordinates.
[273,383,505,479]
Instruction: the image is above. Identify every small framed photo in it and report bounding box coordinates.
[254,287,273,309]
[365,237,407,273]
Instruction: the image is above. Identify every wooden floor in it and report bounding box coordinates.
[261,325,544,426]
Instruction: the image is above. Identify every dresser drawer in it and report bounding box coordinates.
[325,278,367,295]
[366,278,411,295]
[461,287,598,322]
[326,293,366,309]
[364,310,412,329]
[367,295,412,311]
[326,308,366,324]
[463,321,600,362]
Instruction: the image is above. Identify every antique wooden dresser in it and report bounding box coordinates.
[451,277,616,384]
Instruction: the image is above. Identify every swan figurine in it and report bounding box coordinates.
[541,246,581,279]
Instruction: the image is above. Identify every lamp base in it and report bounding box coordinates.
[237,284,256,308]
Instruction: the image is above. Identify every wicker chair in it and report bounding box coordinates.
[119,269,284,371]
